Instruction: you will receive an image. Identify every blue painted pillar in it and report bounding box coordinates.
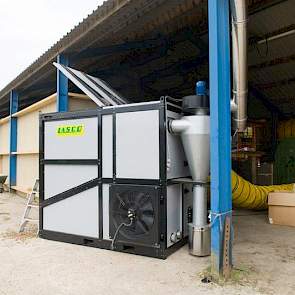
[56,54,69,112]
[9,90,19,187]
[208,0,232,276]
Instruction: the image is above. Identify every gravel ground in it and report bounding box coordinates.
[0,192,295,295]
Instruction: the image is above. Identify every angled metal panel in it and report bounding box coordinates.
[70,68,118,106]
[43,187,99,238]
[71,67,128,105]
[53,63,128,107]
[44,165,98,200]
[53,63,105,107]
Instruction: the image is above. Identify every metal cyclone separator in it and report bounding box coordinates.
[169,81,211,256]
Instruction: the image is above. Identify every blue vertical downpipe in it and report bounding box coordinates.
[9,90,19,187]
[208,0,232,276]
[57,54,69,112]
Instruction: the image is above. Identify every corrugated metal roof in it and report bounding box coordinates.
[0,0,294,118]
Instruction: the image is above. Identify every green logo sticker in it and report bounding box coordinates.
[56,124,84,136]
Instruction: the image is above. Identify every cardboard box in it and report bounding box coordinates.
[268,192,295,227]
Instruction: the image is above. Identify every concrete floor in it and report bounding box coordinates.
[0,193,295,295]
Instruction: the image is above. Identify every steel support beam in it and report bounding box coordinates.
[208,0,232,278]
[9,90,19,187]
[249,85,284,117]
[75,27,209,61]
[249,53,295,70]
[254,77,295,90]
[83,26,209,77]
[249,24,295,46]
[141,54,208,83]
[75,38,166,60]
[249,0,288,14]
[56,55,69,112]
[23,80,56,93]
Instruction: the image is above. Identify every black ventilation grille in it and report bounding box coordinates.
[109,184,159,247]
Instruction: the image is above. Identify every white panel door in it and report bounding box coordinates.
[116,110,159,179]
[44,165,98,199]
[44,117,98,160]
[43,187,99,238]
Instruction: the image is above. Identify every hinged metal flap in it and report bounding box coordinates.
[53,63,128,107]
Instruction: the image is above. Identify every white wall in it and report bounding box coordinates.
[17,102,56,153]
[0,155,9,184]
[68,97,97,111]
[0,120,10,184]
[0,120,10,154]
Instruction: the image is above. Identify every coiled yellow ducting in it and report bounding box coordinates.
[232,170,294,210]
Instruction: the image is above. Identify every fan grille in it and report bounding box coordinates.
[111,190,155,239]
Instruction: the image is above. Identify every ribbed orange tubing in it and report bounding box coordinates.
[232,170,294,210]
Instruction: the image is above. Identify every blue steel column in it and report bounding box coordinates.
[9,90,19,187]
[56,54,69,112]
[208,0,232,276]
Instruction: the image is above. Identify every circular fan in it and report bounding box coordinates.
[111,190,155,240]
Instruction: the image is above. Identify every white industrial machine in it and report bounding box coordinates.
[39,63,211,258]
[40,0,248,258]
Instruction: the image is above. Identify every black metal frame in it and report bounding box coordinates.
[39,100,187,259]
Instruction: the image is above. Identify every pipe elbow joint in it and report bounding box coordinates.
[230,100,238,113]
[168,119,191,134]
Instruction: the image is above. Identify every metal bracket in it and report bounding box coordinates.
[223,216,232,279]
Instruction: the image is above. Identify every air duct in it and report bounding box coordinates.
[230,0,248,132]
[232,171,294,210]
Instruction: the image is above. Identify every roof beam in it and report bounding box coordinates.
[271,97,295,104]
[84,0,286,75]
[249,85,284,117]
[249,24,295,45]
[19,67,55,92]
[82,26,209,75]
[21,81,56,93]
[248,0,289,14]
[141,54,208,83]
[254,77,295,90]
[249,53,295,70]
[74,38,167,60]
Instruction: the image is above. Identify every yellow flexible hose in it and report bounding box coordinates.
[232,170,294,210]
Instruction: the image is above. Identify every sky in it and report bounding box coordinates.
[0,0,104,89]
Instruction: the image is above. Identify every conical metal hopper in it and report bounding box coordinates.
[180,116,210,182]
[170,113,211,256]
